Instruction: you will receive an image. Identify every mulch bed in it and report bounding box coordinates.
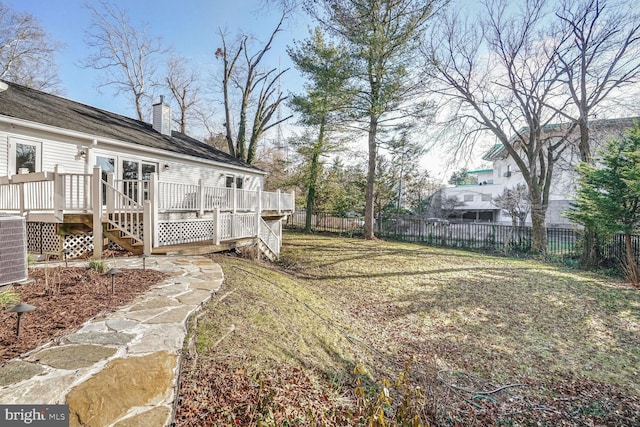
[1,265,167,364]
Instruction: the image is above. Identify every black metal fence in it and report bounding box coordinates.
[285,210,640,268]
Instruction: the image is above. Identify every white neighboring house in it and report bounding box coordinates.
[0,80,294,259]
[437,117,639,227]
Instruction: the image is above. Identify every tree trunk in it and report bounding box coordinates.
[530,201,548,254]
[580,229,600,268]
[624,232,639,286]
[364,116,378,240]
[305,120,325,233]
[577,119,601,268]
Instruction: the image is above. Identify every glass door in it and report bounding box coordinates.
[122,160,139,201]
[96,156,115,205]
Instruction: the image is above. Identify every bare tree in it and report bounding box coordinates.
[165,54,202,134]
[440,195,466,220]
[0,1,62,92]
[404,170,442,215]
[428,0,575,253]
[555,0,640,164]
[215,13,291,164]
[82,0,165,121]
[493,184,530,228]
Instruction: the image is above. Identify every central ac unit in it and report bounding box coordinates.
[0,215,28,286]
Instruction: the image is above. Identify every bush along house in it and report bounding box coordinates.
[0,80,294,260]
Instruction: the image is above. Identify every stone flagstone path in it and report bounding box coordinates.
[0,256,223,427]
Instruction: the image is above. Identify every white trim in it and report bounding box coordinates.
[0,114,267,176]
[9,135,42,175]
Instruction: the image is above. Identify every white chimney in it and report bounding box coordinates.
[152,95,172,136]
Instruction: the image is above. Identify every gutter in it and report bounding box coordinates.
[0,114,267,176]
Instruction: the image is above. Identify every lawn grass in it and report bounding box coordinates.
[176,232,640,426]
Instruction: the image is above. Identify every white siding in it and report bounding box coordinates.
[42,137,84,174]
[1,122,265,189]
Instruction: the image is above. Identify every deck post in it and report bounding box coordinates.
[277,189,281,214]
[149,173,158,249]
[232,186,237,214]
[197,178,204,217]
[106,172,115,212]
[18,182,25,215]
[256,187,262,238]
[143,201,151,255]
[53,164,63,219]
[213,208,221,245]
[92,166,103,259]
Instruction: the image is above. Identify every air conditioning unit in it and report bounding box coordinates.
[0,215,27,286]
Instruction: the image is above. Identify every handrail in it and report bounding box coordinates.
[102,179,144,245]
[259,217,280,258]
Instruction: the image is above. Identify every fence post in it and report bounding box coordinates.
[92,166,103,259]
[198,178,204,216]
[213,208,221,245]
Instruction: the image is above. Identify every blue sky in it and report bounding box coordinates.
[4,0,307,118]
[3,0,463,180]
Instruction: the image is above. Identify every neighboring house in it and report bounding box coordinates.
[438,117,639,226]
[0,80,294,259]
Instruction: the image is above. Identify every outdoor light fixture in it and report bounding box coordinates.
[140,254,149,270]
[104,268,122,294]
[7,302,36,337]
[163,164,170,171]
[76,149,87,160]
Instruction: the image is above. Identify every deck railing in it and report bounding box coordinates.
[0,169,93,217]
[259,217,281,258]
[0,168,293,258]
[214,210,258,244]
[0,171,293,217]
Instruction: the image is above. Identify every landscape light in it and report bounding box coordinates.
[104,268,122,294]
[7,302,36,337]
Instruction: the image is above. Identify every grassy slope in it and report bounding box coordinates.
[176,232,640,425]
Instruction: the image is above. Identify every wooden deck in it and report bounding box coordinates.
[151,237,257,256]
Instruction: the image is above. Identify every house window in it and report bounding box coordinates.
[225,176,244,189]
[464,194,474,202]
[10,138,42,174]
[481,193,492,201]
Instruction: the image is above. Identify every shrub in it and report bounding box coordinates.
[0,289,19,308]
[88,259,109,273]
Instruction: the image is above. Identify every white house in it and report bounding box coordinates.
[438,117,639,226]
[0,80,294,259]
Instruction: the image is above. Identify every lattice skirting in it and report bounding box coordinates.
[26,222,60,255]
[158,219,214,246]
[26,222,122,259]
